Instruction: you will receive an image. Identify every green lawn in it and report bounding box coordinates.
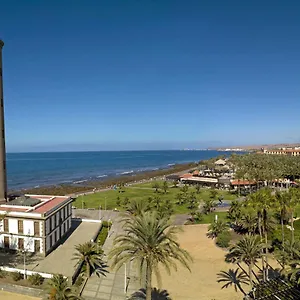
[72,182,237,215]
[195,211,229,224]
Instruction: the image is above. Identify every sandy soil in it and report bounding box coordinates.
[0,291,41,300]
[155,225,246,300]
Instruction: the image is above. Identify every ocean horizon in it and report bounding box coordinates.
[6,150,237,190]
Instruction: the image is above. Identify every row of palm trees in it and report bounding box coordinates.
[48,209,191,300]
[215,185,300,297]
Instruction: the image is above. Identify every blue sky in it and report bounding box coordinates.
[1,0,300,152]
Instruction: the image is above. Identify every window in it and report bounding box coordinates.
[4,236,9,248]
[18,238,24,250]
[18,220,23,234]
[3,218,8,232]
[34,240,40,252]
[34,221,40,236]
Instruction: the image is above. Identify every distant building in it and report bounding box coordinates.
[263,148,300,156]
[0,194,73,255]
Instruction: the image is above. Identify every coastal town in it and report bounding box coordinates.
[1,2,300,300]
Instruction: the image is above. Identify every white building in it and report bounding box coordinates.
[0,194,73,255]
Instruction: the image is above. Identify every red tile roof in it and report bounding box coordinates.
[180,173,193,178]
[34,196,70,214]
[231,180,256,185]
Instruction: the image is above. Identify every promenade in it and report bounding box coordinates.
[81,212,140,300]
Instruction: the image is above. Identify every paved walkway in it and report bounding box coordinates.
[82,217,140,300]
[28,220,101,277]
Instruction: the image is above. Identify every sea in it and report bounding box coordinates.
[6,150,237,190]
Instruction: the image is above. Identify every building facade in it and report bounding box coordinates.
[263,148,300,156]
[0,194,73,255]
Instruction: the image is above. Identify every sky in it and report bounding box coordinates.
[1,0,300,152]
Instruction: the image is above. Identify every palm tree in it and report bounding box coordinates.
[162,181,168,194]
[48,274,81,300]
[228,200,243,226]
[217,268,249,295]
[207,220,228,238]
[240,207,258,235]
[226,235,263,288]
[287,188,300,243]
[275,190,290,247]
[109,211,192,300]
[73,242,107,278]
[202,198,217,214]
[248,188,275,280]
[195,184,201,194]
[152,182,160,193]
[126,199,150,216]
[130,288,171,300]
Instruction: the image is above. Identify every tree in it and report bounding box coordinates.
[209,189,218,199]
[126,199,150,216]
[175,193,184,205]
[275,191,290,247]
[195,185,201,194]
[48,274,81,300]
[162,181,169,194]
[286,188,300,244]
[122,197,130,207]
[226,235,263,288]
[109,212,192,300]
[228,200,243,226]
[217,268,249,295]
[247,188,275,280]
[152,182,160,193]
[73,242,107,278]
[130,288,171,300]
[207,220,228,239]
[116,196,121,207]
[202,198,218,214]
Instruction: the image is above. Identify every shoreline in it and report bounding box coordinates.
[11,162,198,196]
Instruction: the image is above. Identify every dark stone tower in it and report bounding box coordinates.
[0,40,7,202]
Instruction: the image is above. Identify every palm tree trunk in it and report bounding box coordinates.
[264,230,269,280]
[291,210,295,244]
[258,214,266,282]
[86,261,90,278]
[146,263,152,300]
[249,262,253,289]
[281,216,285,248]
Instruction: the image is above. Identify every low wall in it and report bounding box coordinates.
[1,266,53,279]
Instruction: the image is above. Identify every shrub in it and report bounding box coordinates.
[216,231,231,248]
[11,271,23,281]
[0,268,6,278]
[28,273,44,286]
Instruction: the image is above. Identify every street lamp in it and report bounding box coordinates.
[22,250,26,279]
[99,205,102,220]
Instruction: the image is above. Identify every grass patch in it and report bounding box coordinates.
[191,211,229,224]
[73,183,236,215]
[96,221,110,246]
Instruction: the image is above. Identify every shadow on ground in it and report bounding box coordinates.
[129,288,172,300]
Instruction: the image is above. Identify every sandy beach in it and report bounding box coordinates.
[155,224,245,300]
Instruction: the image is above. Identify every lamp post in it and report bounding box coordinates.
[22,250,26,279]
[99,205,102,220]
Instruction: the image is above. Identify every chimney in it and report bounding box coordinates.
[0,40,7,202]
